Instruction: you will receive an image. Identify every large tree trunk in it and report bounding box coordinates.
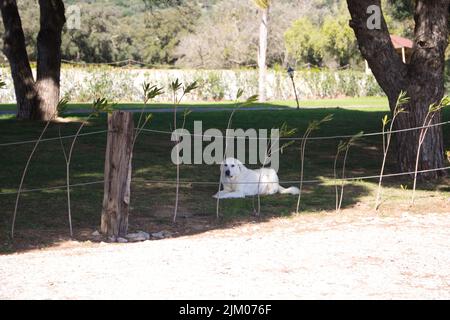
[258,6,269,102]
[101,111,134,238]
[347,0,449,180]
[0,0,39,120]
[35,0,65,121]
[0,0,65,120]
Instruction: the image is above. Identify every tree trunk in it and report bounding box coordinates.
[0,0,39,120]
[347,0,449,180]
[101,111,135,237]
[258,6,269,102]
[0,0,65,120]
[35,0,65,121]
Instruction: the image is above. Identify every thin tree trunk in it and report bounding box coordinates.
[35,0,65,121]
[0,0,39,120]
[258,6,269,102]
[346,0,449,180]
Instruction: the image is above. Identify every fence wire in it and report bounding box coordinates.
[1,166,448,196]
[1,119,449,147]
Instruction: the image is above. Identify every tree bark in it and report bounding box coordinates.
[36,0,65,121]
[101,111,135,237]
[0,0,65,120]
[0,0,39,120]
[258,6,269,102]
[347,0,449,180]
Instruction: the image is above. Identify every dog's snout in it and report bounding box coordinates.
[225,170,231,176]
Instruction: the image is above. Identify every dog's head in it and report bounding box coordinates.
[221,158,245,180]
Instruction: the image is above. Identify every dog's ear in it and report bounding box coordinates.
[236,159,244,171]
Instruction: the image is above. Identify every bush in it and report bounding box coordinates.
[0,66,384,103]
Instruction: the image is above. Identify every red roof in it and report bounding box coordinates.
[390,35,413,49]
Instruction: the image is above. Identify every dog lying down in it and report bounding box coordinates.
[213,158,300,199]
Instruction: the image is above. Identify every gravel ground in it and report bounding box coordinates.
[1,211,449,300]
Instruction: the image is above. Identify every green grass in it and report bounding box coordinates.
[0,96,389,112]
[0,103,448,253]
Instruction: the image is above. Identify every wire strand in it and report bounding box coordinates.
[1,116,449,147]
[1,166,448,196]
[0,130,109,147]
[139,120,450,141]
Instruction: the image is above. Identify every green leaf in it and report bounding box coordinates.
[147,85,164,100]
[170,79,182,92]
[57,98,69,114]
[184,81,199,94]
[92,98,115,114]
[240,94,259,107]
[396,90,410,109]
[236,88,244,100]
[183,109,192,117]
[348,131,364,145]
[337,140,347,152]
[279,122,297,138]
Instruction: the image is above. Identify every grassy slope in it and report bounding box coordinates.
[0,104,448,252]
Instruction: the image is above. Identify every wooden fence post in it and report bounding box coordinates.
[101,111,134,237]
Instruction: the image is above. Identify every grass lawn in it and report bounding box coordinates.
[0,96,389,112]
[0,103,448,253]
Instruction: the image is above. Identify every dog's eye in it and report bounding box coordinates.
[224,164,228,167]
[231,165,235,168]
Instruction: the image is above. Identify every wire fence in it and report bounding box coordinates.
[1,166,449,196]
[1,119,449,147]
[0,113,449,197]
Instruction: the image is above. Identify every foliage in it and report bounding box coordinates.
[284,18,324,67]
[0,67,383,103]
[0,0,427,72]
[285,2,360,68]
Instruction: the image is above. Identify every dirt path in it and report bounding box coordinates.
[1,211,449,299]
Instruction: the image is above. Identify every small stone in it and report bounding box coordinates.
[126,231,150,242]
[151,231,165,239]
[92,230,101,236]
[151,230,172,239]
[117,237,128,243]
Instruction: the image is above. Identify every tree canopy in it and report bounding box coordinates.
[0,0,442,70]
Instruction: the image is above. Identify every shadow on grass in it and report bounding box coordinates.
[0,107,449,254]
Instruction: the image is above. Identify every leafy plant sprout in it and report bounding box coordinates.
[216,89,258,219]
[59,98,114,237]
[11,99,68,239]
[171,79,198,223]
[375,91,409,211]
[256,122,297,216]
[133,83,164,148]
[296,113,333,213]
[334,131,363,213]
[411,96,450,205]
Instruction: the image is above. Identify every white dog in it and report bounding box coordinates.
[213,158,300,199]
